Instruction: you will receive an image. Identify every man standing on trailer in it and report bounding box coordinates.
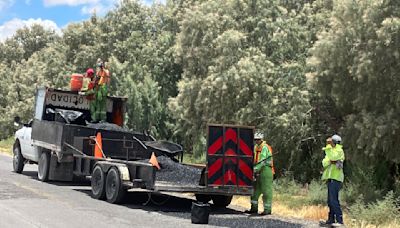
[246,132,274,215]
[79,68,99,122]
[94,59,110,122]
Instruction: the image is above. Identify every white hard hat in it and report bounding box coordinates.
[332,134,342,144]
[254,132,264,140]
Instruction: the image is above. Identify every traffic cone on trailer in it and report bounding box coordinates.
[94,132,104,158]
[149,152,160,170]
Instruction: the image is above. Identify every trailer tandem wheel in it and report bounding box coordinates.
[91,165,106,200]
[105,167,126,204]
[211,195,233,208]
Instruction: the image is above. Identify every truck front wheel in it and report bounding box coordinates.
[91,165,106,200]
[38,152,50,182]
[105,167,126,204]
[13,142,25,173]
[211,195,233,208]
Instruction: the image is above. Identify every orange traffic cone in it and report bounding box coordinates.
[94,132,104,158]
[149,152,160,170]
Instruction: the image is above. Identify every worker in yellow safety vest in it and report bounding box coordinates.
[320,135,345,227]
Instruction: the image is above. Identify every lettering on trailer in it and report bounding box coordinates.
[45,91,113,112]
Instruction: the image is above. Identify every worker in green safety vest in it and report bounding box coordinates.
[246,132,273,215]
[79,62,108,123]
[93,60,109,122]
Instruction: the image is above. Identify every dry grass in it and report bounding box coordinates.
[232,194,400,228]
[231,195,328,220]
[0,137,13,156]
[231,195,355,224]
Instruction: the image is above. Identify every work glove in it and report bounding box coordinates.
[336,161,343,169]
[253,170,260,180]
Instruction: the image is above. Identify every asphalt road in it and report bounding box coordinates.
[0,153,318,228]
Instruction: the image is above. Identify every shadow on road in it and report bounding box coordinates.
[75,188,242,215]
[17,170,306,227]
[21,170,91,186]
[20,170,242,215]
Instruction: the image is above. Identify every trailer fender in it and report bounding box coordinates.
[95,162,130,181]
[114,164,130,181]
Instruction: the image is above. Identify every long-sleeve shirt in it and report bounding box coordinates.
[321,144,345,182]
[254,141,272,173]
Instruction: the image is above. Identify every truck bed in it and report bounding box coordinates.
[32,120,153,161]
[152,157,252,195]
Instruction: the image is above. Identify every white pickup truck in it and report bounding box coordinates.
[12,87,118,181]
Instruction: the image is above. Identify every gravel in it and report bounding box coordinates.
[86,122,131,132]
[141,156,202,187]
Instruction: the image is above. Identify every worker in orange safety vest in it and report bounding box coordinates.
[246,132,274,215]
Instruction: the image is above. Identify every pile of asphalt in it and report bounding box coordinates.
[86,122,131,132]
[153,156,202,187]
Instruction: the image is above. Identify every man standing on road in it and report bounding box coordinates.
[320,134,345,227]
[246,132,274,215]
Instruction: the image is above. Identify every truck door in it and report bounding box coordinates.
[19,120,38,162]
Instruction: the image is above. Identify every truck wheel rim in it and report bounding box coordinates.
[106,169,119,200]
[109,176,116,196]
[13,147,19,168]
[38,154,46,179]
[92,168,104,195]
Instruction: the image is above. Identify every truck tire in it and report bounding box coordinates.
[105,167,126,204]
[211,195,233,208]
[38,152,50,182]
[91,165,106,200]
[13,142,25,173]
[195,194,211,203]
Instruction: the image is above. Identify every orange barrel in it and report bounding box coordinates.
[70,73,83,91]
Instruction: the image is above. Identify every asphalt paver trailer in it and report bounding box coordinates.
[13,87,254,206]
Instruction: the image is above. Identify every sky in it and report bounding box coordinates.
[0,0,160,41]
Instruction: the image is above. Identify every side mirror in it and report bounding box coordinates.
[14,116,21,127]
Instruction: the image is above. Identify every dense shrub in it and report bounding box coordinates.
[349,191,400,227]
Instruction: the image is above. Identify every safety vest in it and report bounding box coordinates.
[97,69,110,85]
[254,141,275,175]
[322,144,344,182]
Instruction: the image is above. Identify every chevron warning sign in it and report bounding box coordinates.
[207,124,254,187]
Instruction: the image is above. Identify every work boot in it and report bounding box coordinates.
[259,210,271,216]
[244,207,257,214]
[335,215,344,224]
[319,220,334,227]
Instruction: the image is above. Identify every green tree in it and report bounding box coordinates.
[169,0,329,173]
[308,0,400,190]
